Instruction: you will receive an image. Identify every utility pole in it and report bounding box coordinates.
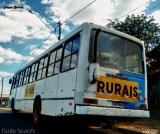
[58,21,61,40]
[1,78,4,105]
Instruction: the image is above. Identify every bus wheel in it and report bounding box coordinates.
[11,99,18,114]
[33,99,41,126]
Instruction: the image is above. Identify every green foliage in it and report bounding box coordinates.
[107,14,160,55]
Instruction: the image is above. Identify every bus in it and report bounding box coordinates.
[9,22,149,125]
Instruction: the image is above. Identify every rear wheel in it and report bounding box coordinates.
[11,99,19,114]
[33,100,41,126]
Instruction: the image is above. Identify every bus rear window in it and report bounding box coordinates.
[96,31,144,74]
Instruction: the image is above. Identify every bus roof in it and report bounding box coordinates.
[14,22,143,75]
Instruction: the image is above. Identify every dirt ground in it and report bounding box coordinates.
[115,118,160,134]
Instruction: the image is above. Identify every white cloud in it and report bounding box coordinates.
[0,71,13,77]
[26,44,37,50]
[0,8,51,43]
[42,34,58,49]
[150,10,160,25]
[0,46,26,64]
[41,0,52,4]
[30,48,45,57]
[0,57,5,63]
[42,0,151,26]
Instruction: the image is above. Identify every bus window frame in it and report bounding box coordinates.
[37,54,49,81]
[89,29,144,74]
[46,45,63,78]
[60,33,81,73]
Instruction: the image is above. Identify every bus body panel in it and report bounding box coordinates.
[18,86,25,111]
[56,49,79,115]
[41,75,59,115]
[74,24,91,104]
[75,105,149,117]
[14,87,21,110]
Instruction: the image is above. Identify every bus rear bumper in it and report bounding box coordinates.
[75,105,150,117]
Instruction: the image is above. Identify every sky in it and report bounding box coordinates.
[0,0,160,94]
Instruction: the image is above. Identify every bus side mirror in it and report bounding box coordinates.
[88,63,99,84]
[9,79,12,84]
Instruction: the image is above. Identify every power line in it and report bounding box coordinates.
[24,0,59,37]
[4,33,52,79]
[62,0,96,24]
[15,33,52,73]
[3,0,96,78]
[28,10,54,33]
[117,0,152,20]
[24,0,54,23]
[55,0,96,40]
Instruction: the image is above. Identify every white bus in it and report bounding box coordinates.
[9,22,149,125]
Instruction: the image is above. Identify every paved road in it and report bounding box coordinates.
[0,107,108,134]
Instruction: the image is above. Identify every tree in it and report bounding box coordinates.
[107,14,160,55]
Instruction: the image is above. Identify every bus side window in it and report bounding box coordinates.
[19,71,25,86]
[11,78,15,89]
[62,35,80,72]
[62,41,72,71]
[33,63,38,81]
[23,67,31,85]
[37,58,44,80]
[42,56,48,78]
[15,74,20,88]
[47,51,56,76]
[54,48,62,74]
[29,64,35,83]
[37,55,49,80]
[71,36,80,68]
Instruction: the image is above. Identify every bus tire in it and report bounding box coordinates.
[33,99,41,126]
[11,99,19,114]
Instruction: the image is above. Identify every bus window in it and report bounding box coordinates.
[54,61,60,74]
[19,71,25,86]
[47,51,56,77]
[95,31,143,74]
[56,48,62,61]
[29,62,38,83]
[70,54,78,68]
[72,36,80,53]
[64,41,72,56]
[62,35,80,72]
[42,56,48,78]
[37,56,49,80]
[11,77,16,89]
[49,52,56,64]
[29,64,35,83]
[23,67,31,85]
[37,58,44,80]
[15,74,20,87]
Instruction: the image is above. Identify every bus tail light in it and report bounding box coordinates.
[83,98,98,105]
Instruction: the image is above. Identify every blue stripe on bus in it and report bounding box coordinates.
[118,70,145,109]
[119,71,145,79]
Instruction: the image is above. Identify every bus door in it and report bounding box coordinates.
[56,35,80,115]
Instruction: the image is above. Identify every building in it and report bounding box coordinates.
[0,94,9,106]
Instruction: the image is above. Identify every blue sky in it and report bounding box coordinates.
[0,0,160,94]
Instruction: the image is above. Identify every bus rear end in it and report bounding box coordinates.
[76,27,149,118]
